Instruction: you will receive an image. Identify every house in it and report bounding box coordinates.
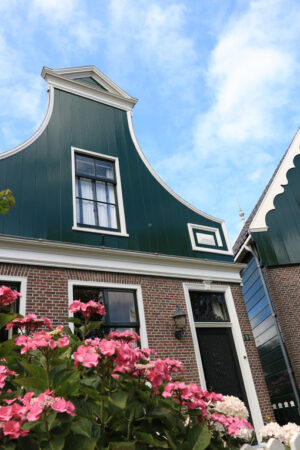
[234,129,300,425]
[0,66,273,432]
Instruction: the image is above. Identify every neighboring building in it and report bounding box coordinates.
[234,129,300,425]
[0,66,273,432]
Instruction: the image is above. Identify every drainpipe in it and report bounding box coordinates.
[245,243,300,415]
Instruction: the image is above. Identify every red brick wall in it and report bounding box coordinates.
[0,262,274,419]
[265,265,300,391]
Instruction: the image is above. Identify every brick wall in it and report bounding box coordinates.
[265,265,300,390]
[0,262,274,419]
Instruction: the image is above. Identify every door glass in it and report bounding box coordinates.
[190,291,229,322]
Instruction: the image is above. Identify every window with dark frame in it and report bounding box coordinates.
[72,286,139,339]
[75,153,119,231]
[0,281,21,342]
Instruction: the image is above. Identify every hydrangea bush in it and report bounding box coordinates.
[0,284,254,449]
[259,421,300,448]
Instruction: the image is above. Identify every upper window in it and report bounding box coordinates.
[72,148,128,236]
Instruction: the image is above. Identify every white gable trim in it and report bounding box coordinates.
[42,67,137,112]
[250,128,300,232]
[0,86,54,160]
[126,111,233,252]
[50,66,133,99]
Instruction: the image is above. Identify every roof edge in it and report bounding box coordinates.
[249,128,300,232]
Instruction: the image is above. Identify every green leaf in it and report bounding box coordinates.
[109,391,128,409]
[50,435,65,450]
[0,338,17,358]
[66,317,82,326]
[0,313,21,330]
[14,376,48,392]
[71,417,92,437]
[20,361,47,379]
[109,442,136,450]
[0,189,15,215]
[135,432,169,448]
[86,321,102,333]
[64,435,97,450]
[188,423,211,450]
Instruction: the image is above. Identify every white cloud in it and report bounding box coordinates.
[106,0,199,97]
[194,0,300,154]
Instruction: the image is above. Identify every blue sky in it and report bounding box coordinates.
[0,0,300,244]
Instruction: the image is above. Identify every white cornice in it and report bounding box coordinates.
[0,236,244,283]
[0,86,54,160]
[250,128,300,232]
[42,67,138,111]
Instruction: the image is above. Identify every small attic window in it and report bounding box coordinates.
[72,148,128,237]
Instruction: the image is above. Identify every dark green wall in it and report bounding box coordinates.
[0,89,232,262]
[253,154,300,266]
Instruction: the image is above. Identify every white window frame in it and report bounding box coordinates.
[71,147,129,237]
[67,280,148,348]
[0,275,27,317]
[187,223,232,255]
[182,282,264,434]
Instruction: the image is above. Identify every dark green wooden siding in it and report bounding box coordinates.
[241,256,297,423]
[253,154,300,266]
[0,89,232,261]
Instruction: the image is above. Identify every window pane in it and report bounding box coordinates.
[190,292,229,322]
[95,160,114,180]
[96,181,106,202]
[108,205,117,228]
[97,204,109,228]
[76,154,95,176]
[107,291,137,323]
[77,199,96,226]
[76,178,94,200]
[96,182,115,204]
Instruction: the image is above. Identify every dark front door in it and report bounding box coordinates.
[196,327,247,402]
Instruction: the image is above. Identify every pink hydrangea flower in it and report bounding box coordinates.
[108,330,140,343]
[6,314,52,332]
[0,285,21,307]
[69,300,106,317]
[73,344,99,368]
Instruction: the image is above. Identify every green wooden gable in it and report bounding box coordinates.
[253,153,300,266]
[249,129,300,266]
[0,66,233,262]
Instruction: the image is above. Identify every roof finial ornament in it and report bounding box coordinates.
[238,202,245,225]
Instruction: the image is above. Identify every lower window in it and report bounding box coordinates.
[73,286,139,338]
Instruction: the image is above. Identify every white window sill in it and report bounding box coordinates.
[72,226,129,237]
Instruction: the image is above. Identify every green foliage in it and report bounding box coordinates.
[0,189,15,215]
[0,299,253,449]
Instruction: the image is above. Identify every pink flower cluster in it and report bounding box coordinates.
[6,314,52,332]
[15,331,69,354]
[162,381,224,415]
[0,363,18,389]
[0,390,75,439]
[69,300,106,318]
[209,412,253,440]
[73,331,184,390]
[0,286,21,307]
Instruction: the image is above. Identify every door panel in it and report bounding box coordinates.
[196,327,247,402]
